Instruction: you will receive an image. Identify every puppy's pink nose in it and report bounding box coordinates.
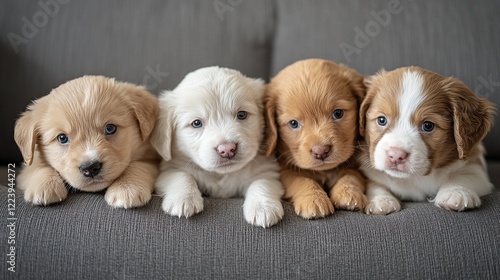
[311,145,331,160]
[387,147,408,164]
[217,143,237,159]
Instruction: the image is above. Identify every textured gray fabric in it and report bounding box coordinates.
[1,162,500,279]
[272,0,500,157]
[0,0,275,164]
[1,185,499,280]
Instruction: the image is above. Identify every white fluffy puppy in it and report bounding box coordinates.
[151,66,284,228]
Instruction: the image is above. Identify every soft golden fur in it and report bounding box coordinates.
[359,67,496,214]
[14,76,160,208]
[265,59,367,219]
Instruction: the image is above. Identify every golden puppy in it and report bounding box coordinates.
[264,59,367,219]
[14,76,160,208]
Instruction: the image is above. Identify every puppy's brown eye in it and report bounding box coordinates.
[422,121,435,132]
[237,111,247,120]
[332,109,344,120]
[192,119,203,128]
[57,134,69,144]
[288,120,300,129]
[105,124,117,135]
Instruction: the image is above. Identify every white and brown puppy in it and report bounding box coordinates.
[359,66,496,214]
[151,66,284,228]
[15,76,160,208]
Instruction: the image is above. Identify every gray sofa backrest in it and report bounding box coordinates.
[1,0,499,164]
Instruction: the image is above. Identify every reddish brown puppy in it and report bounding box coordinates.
[265,59,367,219]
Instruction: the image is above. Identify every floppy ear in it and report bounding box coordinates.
[263,85,278,157]
[359,77,375,137]
[445,77,496,159]
[14,104,39,166]
[125,85,159,141]
[150,92,173,161]
[359,70,386,137]
[340,64,367,107]
[348,71,367,138]
[350,74,367,107]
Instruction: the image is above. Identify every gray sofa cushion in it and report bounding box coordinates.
[1,185,499,279]
[1,162,500,279]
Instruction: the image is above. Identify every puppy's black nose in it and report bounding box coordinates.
[79,161,102,178]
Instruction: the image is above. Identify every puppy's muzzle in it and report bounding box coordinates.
[216,142,237,159]
[79,161,102,178]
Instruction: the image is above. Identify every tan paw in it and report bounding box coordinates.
[293,191,334,219]
[331,186,367,211]
[365,196,401,215]
[105,182,152,209]
[24,181,67,206]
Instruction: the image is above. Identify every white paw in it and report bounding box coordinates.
[243,198,284,228]
[161,192,204,218]
[434,187,481,211]
[365,196,401,215]
[24,183,67,206]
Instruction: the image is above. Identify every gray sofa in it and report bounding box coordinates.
[1,1,499,279]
